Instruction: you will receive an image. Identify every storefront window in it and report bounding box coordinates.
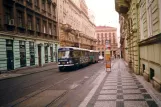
[55,44,57,62]
[44,44,48,63]
[50,47,53,62]
[19,41,26,67]
[29,42,35,66]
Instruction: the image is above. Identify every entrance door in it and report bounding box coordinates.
[143,64,145,73]
[50,47,53,62]
[6,40,14,70]
[150,68,154,83]
[38,46,41,66]
[19,41,26,67]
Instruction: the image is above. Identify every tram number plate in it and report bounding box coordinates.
[62,62,65,64]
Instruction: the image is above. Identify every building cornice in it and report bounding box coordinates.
[0,32,59,43]
[139,33,161,46]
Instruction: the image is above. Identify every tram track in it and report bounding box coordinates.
[0,62,103,106]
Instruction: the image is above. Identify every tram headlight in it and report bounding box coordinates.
[58,62,60,64]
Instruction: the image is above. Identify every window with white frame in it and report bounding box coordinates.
[140,0,145,40]
[147,0,153,37]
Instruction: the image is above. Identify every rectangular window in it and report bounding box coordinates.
[36,18,40,32]
[17,11,23,27]
[27,15,32,30]
[48,4,51,12]
[35,0,39,6]
[42,0,45,10]
[53,25,56,35]
[53,5,56,16]
[43,21,46,33]
[49,23,52,35]
[5,7,12,24]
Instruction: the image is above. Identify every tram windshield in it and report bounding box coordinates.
[58,51,73,58]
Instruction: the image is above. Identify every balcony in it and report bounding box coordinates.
[115,0,129,14]
[61,24,72,32]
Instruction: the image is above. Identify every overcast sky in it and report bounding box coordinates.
[86,0,120,45]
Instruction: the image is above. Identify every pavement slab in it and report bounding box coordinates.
[89,59,159,107]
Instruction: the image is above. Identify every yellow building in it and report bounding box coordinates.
[116,0,161,91]
[57,0,97,50]
[116,0,140,74]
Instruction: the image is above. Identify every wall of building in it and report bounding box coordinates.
[58,0,96,49]
[0,0,59,72]
[139,0,161,91]
[96,26,118,57]
[116,0,161,91]
[0,36,58,72]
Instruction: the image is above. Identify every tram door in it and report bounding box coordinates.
[6,40,14,70]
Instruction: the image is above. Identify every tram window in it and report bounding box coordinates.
[58,51,70,58]
[82,51,85,56]
[73,51,80,58]
[70,51,74,57]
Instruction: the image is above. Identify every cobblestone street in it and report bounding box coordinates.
[88,59,159,107]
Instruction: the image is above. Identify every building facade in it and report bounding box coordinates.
[58,0,97,50]
[0,0,59,72]
[96,26,118,57]
[115,0,161,91]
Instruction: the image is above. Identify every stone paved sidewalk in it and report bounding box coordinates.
[93,59,159,107]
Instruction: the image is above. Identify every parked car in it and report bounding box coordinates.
[99,55,104,60]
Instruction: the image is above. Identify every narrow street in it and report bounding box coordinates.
[0,59,160,107]
[0,61,104,106]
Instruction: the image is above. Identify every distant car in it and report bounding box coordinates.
[99,55,104,60]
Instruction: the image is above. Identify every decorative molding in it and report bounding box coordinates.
[139,33,161,46]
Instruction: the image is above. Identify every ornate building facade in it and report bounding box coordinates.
[115,0,161,91]
[58,0,97,50]
[0,0,59,72]
[96,26,118,57]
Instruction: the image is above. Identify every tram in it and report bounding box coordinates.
[58,47,90,71]
[89,50,99,64]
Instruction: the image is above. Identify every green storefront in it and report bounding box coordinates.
[0,36,59,72]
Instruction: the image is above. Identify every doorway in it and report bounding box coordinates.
[19,41,26,67]
[150,68,154,83]
[38,45,42,66]
[6,39,14,70]
[50,47,53,62]
[143,64,145,73]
